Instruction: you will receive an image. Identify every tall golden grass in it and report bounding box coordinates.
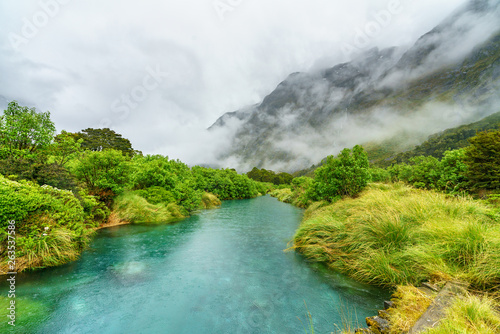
[112,192,186,224]
[294,183,500,289]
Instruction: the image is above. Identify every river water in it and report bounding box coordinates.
[1,195,388,333]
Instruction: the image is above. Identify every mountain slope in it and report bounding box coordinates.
[293,109,500,177]
[392,110,500,164]
[209,0,500,172]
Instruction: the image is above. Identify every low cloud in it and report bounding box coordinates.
[0,0,474,167]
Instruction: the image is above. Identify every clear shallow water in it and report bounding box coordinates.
[2,195,389,333]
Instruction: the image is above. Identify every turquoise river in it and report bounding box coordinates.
[1,195,389,333]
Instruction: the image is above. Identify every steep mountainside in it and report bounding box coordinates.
[209,0,500,172]
[392,110,500,163]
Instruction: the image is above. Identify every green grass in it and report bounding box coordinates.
[294,183,500,288]
[269,188,294,203]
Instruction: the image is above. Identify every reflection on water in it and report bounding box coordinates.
[0,195,389,333]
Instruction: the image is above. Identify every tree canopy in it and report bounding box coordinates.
[75,128,140,157]
[246,167,293,185]
[0,101,55,152]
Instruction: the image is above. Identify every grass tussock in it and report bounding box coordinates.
[200,192,221,209]
[294,183,500,288]
[270,188,294,203]
[423,294,500,334]
[112,192,185,224]
[1,227,91,273]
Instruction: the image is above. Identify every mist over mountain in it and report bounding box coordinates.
[208,0,500,172]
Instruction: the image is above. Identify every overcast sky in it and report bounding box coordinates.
[0,0,469,164]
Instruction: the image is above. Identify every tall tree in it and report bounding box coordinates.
[464,129,500,190]
[76,128,140,157]
[0,101,55,152]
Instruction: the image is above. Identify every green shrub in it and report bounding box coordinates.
[310,145,370,201]
[369,168,391,183]
[172,181,203,214]
[246,167,293,185]
[0,176,85,231]
[291,176,314,207]
[255,181,272,195]
[130,155,187,190]
[77,189,110,225]
[192,166,258,200]
[389,149,468,193]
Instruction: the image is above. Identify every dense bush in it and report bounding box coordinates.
[0,177,83,231]
[246,167,293,185]
[171,181,203,214]
[0,148,46,182]
[369,167,391,183]
[389,149,468,193]
[130,155,189,190]
[389,156,441,189]
[192,166,258,200]
[134,186,175,205]
[310,145,370,201]
[34,163,79,191]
